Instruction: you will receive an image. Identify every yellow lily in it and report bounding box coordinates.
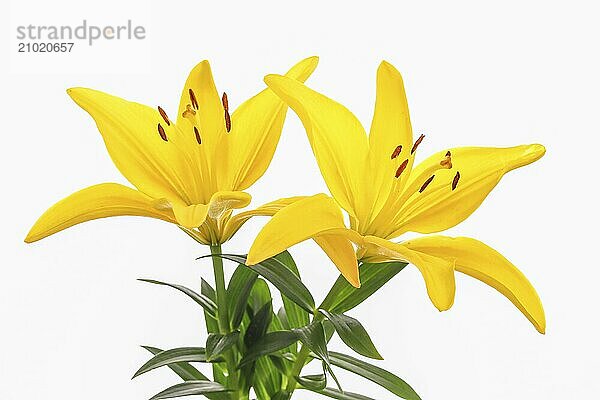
[25,57,318,245]
[247,61,546,333]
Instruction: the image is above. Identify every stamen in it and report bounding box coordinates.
[182,104,196,119]
[440,150,452,169]
[158,106,170,126]
[222,92,231,132]
[157,123,168,141]
[391,145,403,159]
[189,89,199,110]
[419,175,435,193]
[411,134,425,154]
[194,126,202,144]
[395,159,409,178]
[452,171,461,190]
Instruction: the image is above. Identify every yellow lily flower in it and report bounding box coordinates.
[247,61,546,333]
[25,57,318,245]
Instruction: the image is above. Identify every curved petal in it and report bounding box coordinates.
[171,191,251,229]
[264,75,369,219]
[219,57,319,190]
[25,183,176,243]
[314,234,360,288]
[387,144,546,237]
[67,87,199,204]
[361,236,456,311]
[403,236,546,333]
[367,61,414,220]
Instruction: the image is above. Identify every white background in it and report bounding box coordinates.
[1,1,599,399]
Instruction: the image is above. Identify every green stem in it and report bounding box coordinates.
[284,313,324,394]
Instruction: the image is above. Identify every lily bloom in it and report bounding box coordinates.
[25,57,318,245]
[247,61,546,333]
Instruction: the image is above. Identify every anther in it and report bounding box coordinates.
[440,150,452,169]
[189,89,199,110]
[157,123,168,141]
[222,92,231,132]
[395,159,409,178]
[194,126,202,144]
[391,145,403,159]
[158,106,170,126]
[452,171,461,191]
[419,175,435,193]
[221,92,229,111]
[411,134,425,154]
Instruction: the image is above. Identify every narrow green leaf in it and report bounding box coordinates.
[272,391,292,400]
[253,355,283,399]
[320,310,382,360]
[249,278,272,314]
[138,279,217,317]
[329,352,421,400]
[205,331,240,361]
[244,302,273,347]
[227,264,258,329]
[321,262,407,313]
[294,322,342,391]
[133,347,210,378]
[297,374,327,391]
[314,387,376,400]
[239,331,299,367]
[149,381,229,400]
[274,251,311,328]
[201,254,315,313]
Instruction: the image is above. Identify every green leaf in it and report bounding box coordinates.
[274,251,311,329]
[297,374,327,391]
[272,392,292,400]
[202,254,315,313]
[133,347,211,379]
[314,387,376,400]
[138,279,217,317]
[249,278,272,314]
[205,331,240,362]
[244,302,273,347]
[149,381,229,400]
[253,355,283,399]
[294,322,341,391]
[141,346,209,381]
[227,264,258,329]
[321,262,407,313]
[239,331,299,367]
[319,310,382,360]
[329,352,421,400]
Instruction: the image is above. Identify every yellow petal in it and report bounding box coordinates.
[361,236,456,311]
[247,194,349,265]
[314,234,360,288]
[25,183,176,243]
[220,196,307,242]
[366,61,414,220]
[264,75,369,219]
[176,60,225,158]
[171,190,251,229]
[388,144,546,237]
[67,87,200,204]
[219,57,319,190]
[404,236,546,333]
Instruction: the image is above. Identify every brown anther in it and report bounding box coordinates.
[391,145,403,159]
[194,126,202,144]
[189,89,199,110]
[182,104,196,119]
[158,106,170,126]
[440,151,453,169]
[224,110,231,132]
[411,134,425,154]
[157,123,168,141]
[419,175,435,193]
[221,92,229,111]
[452,171,461,191]
[395,159,409,178]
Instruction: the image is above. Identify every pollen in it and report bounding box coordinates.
[189,88,199,110]
[194,126,202,144]
[419,175,435,193]
[395,159,409,178]
[452,171,461,190]
[158,106,170,126]
[157,123,168,141]
[440,151,452,169]
[391,145,403,159]
[411,134,425,155]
